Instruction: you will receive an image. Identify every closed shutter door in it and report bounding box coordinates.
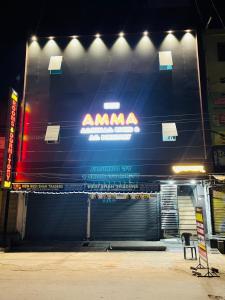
[90,196,160,241]
[25,193,88,241]
[212,189,225,235]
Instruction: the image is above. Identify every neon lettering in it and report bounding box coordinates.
[95,113,110,126]
[3,95,18,187]
[126,112,138,125]
[82,113,138,127]
[82,114,94,126]
[110,113,125,126]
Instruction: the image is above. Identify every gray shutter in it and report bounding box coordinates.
[25,193,88,241]
[90,197,160,241]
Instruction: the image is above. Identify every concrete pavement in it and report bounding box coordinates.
[0,250,224,300]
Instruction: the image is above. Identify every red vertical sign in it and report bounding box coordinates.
[2,89,19,189]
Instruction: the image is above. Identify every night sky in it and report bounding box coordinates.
[0,0,224,128]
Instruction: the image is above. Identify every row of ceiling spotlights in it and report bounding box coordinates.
[31,29,192,41]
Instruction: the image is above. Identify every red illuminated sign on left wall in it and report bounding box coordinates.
[2,89,19,189]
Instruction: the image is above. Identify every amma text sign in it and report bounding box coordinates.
[80,102,140,141]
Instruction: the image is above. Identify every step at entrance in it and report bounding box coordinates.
[178,196,197,236]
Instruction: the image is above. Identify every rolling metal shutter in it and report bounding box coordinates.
[25,193,88,241]
[90,196,160,241]
[212,189,225,235]
[160,185,179,236]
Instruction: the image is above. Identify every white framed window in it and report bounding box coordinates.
[45,125,60,143]
[162,123,178,142]
[159,51,173,70]
[48,56,63,74]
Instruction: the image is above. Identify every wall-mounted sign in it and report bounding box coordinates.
[80,102,140,141]
[12,182,160,193]
[172,165,206,174]
[2,89,19,189]
[13,183,64,191]
[90,193,154,200]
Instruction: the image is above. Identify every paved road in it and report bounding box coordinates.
[0,251,224,300]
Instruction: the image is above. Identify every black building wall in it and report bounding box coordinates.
[16,31,209,183]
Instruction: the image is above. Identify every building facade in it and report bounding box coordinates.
[204,30,225,236]
[7,30,214,242]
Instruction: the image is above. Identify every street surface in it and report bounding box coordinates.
[0,250,225,300]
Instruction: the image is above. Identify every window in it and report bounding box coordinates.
[162,123,178,142]
[159,51,173,70]
[48,56,63,74]
[45,125,60,143]
[217,43,225,62]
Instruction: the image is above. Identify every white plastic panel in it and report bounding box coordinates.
[45,125,60,142]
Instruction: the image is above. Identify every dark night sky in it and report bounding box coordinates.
[0,0,224,128]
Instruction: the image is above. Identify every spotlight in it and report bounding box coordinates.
[95,33,101,38]
[31,35,37,41]
[48,36,54,40]
[169,180,175,185]
[167,30,174,34]
[71,35,78,39]
[185,29,191,33]
[119,31,125,37]
[190,180,196,185]
[143,31,149,36]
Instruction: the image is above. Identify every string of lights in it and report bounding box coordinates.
[10,191,159,195]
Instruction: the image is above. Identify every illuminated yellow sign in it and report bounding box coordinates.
[82,112,138,127]
[81,103,140,141]
[172,165,206,174]
[4,181,11,188]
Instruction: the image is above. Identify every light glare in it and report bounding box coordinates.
[143,31,149,36]
[119,31,125,37]
[168,180,175,185]
[31,35,37,41]
[95,33,101,38]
